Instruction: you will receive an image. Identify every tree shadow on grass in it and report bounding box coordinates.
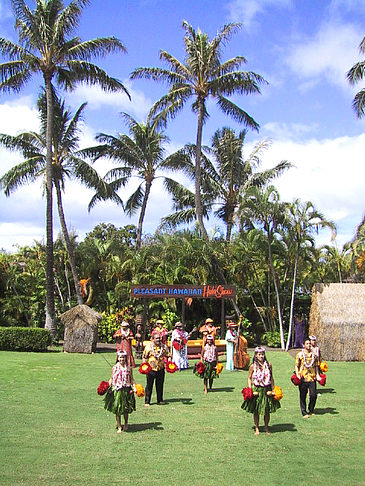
[164,398,194,405]
[318,387,336,394]
[313,407,338,415]
[209,387,235,393]
[127,422,164,433]
[267,423,297,433]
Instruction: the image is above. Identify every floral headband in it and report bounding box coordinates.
[309,335,316,341]
[254,346,265,353]
[117,351,127,357]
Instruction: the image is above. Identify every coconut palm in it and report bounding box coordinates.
[0,0,129,334]
[162,129,291,242]
[347,36,365,118]
[86,112,182,250]
[241,185,287,349]
[0,91,113,306]
[131,21,266,240]
[282,200,336,350]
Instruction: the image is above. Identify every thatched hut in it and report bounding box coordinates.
[61,305,101,354]
[309,283,365,361]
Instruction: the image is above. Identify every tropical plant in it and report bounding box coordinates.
[0,92,110,306]
[0,0,129,334]
[86,111,182,249]
[131,21,266,240]
[347,35,365,118]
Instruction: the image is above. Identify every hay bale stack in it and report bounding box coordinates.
[61,305,101,354]
[309,283,365,361]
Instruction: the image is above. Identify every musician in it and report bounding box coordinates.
[113,320,135,368]
[153,319,171,344]
[171,322,196,370]
[199,318,218,346]
[225,321,238,371]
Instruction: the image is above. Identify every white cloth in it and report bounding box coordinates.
[171,329,189,370]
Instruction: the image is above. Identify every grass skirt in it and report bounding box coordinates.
[194,361,218,380]
[241,385,280,415]
[104,387,136,416]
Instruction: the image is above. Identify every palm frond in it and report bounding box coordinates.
[216,95,259,131]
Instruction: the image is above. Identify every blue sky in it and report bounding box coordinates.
[0,0,364,251]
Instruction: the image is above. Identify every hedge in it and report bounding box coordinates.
[0,327,53,352]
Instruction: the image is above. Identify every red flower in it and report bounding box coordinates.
[242,387,253,401]
[196,361,206,375]
[166,361,178,373]
[291,373,301,386]
[139,363,152,375]
[318,373,327,386]
[97,380,110,395]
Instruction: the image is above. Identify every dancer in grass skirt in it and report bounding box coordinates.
[195,334,218,394]
[241,346,280,435]
[104,351,136,433]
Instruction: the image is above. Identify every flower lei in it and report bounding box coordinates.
[301,350,315,368]
[150,343,165,359]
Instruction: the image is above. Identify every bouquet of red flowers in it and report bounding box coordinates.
[318,373,327,386]
[166,361,178,373]
[242,387,254,401]
[291,373,301,386]
[195,361,206,375]
[97,380,110,395]
[139,363,152,375]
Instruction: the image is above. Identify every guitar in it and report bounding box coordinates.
[172,326,197,351]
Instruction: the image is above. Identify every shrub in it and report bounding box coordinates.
[262,330,282,348]
[98,312,119,343]
[0,327,52,351]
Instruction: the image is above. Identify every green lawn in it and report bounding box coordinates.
[0,349,364,486]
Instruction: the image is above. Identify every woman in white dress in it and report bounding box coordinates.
[225,322,238,371]
[171,322,190,370]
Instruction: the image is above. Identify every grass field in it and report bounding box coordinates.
[0,348,364,486]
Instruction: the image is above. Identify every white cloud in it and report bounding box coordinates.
[0,98,39,136]
[66,81,153,121]
[285,22,363,93]
[226,0,291,31]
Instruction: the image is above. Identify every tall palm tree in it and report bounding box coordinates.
[86,112,181,250]
[0,91,111,306]
[0,0,129,335]
[347,36,365,118]
[241,185,287,349]
[162,129,291,242]
[282,200,336,350]
[131,21,266,241]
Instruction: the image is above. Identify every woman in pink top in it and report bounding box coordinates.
[104,351,136,433]
[241,347,280,435]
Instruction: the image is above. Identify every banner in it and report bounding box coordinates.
[131,284,236,299]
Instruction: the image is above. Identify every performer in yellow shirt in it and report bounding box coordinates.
[295,337,321,418]
[142,331,170,407]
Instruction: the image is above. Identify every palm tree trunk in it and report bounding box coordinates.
[44,77,57,336]
[285,246,299,351]
[55,180,83,305]
[195,100,209,241]
[267,228,285,350]
[136,180,152,250]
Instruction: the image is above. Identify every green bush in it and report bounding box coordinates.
[98,312,119,343]
[261,330,282,348]
[0,327,52,351]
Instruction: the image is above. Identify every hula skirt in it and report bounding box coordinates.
[104,387,136,416]
[241,385,280,415]
[194,361,218,380]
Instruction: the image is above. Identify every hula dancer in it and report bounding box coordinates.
[241,346,280,435]
[104,351,136,433]
[295,337,321,418]
[198,334,218,395]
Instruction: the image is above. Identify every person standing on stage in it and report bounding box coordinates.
[199,317,218,346]
[225,321,238,371]
[295,337,321,418]
[142,331,170,407]
[113,320,135,368]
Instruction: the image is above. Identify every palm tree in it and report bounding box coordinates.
[86,112,181,250]
[241,185,287,349]
[282,200,336,350]
[0,0,129,335]
[162,129,291,242]
[347,36,365,118]
[131,21,266,240]
[0,91,112,306]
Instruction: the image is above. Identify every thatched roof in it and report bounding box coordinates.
[309,283,365,361]
[59,304,102,328]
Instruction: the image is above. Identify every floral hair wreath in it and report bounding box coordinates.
[254,346,266,353]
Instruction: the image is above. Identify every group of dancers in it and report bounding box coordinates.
[103,317,323,435]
